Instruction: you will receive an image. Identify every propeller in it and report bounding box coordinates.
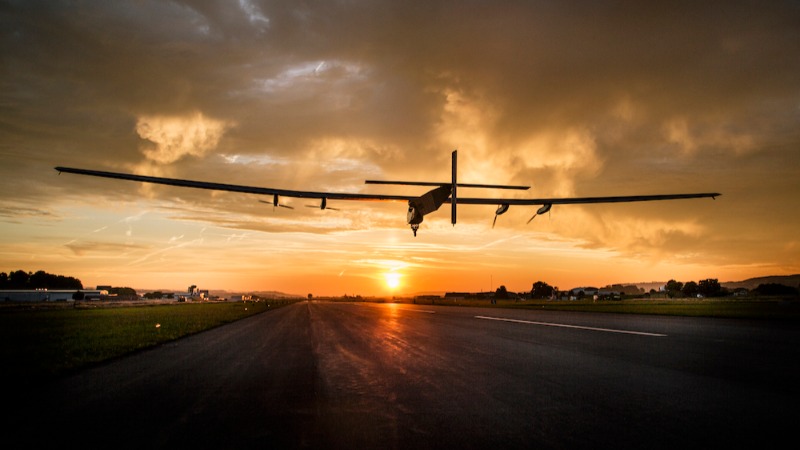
[259,194,294,210]
[527,204,552,223]
[305,205,339,211]
[259,200,293,209]
[492,204,510,229]
[305,198,339,211]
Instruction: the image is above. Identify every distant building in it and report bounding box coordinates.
[569,287,599,297]
[413,295,441,304]
[597,289,621,299]
[173,285,212,301]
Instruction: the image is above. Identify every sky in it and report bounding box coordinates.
[1,0,799,296]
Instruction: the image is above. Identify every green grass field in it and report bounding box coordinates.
[0,300,298,383]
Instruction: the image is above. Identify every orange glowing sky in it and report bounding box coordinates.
[1,1,798,296]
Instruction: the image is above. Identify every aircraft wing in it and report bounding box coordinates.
[55,164,720,235]
[55,166,719,204]
[452,193,720,205]
[54,166,415,202]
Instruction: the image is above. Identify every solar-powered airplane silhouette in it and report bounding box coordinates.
[55,150,720,236]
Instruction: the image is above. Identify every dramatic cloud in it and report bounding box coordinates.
[1,1,798,294]
[136,112,232,165]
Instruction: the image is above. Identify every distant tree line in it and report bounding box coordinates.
[661,279,724,298]
[0,270,83,290]
[106,287,137,296]
[752,283,798,296]
[524,278,798,300]
[658,278,798,298]
[143,291,174,299]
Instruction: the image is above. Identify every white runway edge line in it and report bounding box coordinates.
[474,316,667,337]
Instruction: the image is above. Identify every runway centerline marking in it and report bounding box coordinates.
[474,316,667,337]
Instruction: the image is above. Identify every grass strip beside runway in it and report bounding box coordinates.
[0,300,298,382]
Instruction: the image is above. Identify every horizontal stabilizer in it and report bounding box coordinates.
[365,180,529,190]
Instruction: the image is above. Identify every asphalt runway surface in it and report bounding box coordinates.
[12,301,800,449]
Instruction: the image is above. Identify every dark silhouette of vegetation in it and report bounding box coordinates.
[0,270,82,290]
[698,278,723,297]
[682,281,699,297]
[143,291,174,299]
[656,278,726,298]
[495,285,509,301]
[107,287,137,296]
[753,283,798,296]
[530,281,556,299]
[665,279,684,298]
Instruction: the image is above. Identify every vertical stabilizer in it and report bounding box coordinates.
[451,150,457,225]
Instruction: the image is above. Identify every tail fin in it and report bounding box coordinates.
[451,150,457,225]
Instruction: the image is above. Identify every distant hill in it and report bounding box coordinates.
[209,290,304,299]
[628,275,800,292]
[628,281,669,292]
[721,275,800,291]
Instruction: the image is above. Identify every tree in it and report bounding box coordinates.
[109,287,137,296]
[665,279,684,298]
[753,283,798,296]
[531,281,555,299]
[495,285,509,299]
[0,269,82,289]
[682,281,699,298]
[8,270,29,289]
[698,278,722,297]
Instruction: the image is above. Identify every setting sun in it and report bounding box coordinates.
[384,272,402,290]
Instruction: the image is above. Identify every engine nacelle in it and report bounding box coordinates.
[536,204,552,215]
[407,205,423,225]
[528,203,552,224]
[407,205,423,236]
[495,204,510,215]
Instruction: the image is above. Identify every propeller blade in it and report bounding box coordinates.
[526,213,537,224]
[258,200,294,210]
[492,214,498,229]
[305,205,339,211]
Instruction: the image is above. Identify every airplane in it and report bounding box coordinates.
[55,150,720,236]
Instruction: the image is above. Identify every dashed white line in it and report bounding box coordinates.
[474,315,667,337]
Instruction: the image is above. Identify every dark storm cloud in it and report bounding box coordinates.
[1,0,799,271]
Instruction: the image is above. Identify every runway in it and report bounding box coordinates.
[14,301,799,449]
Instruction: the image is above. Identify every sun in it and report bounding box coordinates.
[384,272,402,290]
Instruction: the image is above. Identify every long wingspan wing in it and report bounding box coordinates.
[54,166,414,202]
[452,193,720,205]
[54,166,720,207]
